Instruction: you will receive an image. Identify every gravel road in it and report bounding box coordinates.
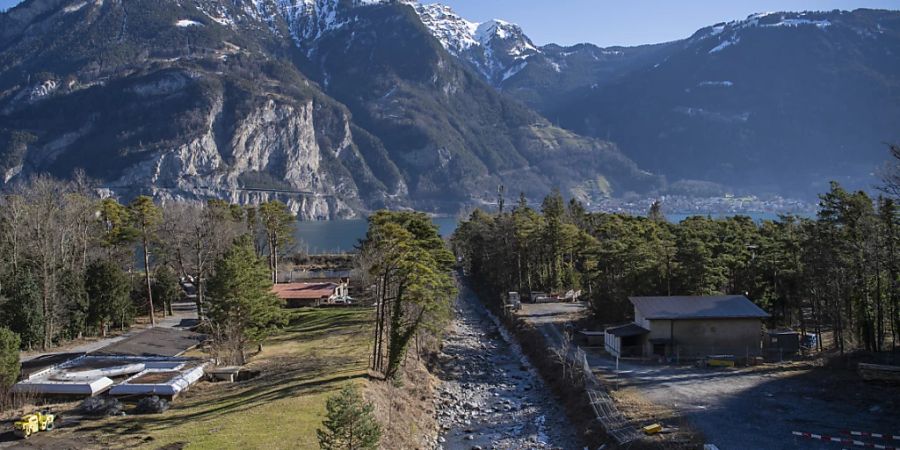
[586,351,900,450]
[433,283,580,450]
[513,302,899,450]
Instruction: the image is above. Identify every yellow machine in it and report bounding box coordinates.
[13,411,55,439]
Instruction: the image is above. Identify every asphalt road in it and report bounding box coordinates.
[20,301,199,362]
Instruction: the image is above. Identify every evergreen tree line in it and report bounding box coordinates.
[452,183,900,354]
[0,174,296,352]
[357,211,456,379]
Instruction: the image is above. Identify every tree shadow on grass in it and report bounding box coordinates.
[78,368,367,436]
[268,319,373,342]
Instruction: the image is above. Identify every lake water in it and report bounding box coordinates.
[294,212,799,254]
[294,217,459,254]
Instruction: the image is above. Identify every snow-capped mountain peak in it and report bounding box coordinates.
[411,3,540,84]
[412,3,479,54]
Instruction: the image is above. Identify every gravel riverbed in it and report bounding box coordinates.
[433,285,581,450]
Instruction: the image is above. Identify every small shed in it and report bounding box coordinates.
[604,323,650,357]
[577,330,605,347]
[766,330,800,360]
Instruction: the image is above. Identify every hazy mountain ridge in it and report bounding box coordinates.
[543,9,900,196]
[414,5,900,197]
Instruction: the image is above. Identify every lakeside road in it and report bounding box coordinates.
[433,281,580,450]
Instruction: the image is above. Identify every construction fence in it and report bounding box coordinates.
[572,346,643,445]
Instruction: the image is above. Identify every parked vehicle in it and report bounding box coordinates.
[326,296,354,306]
[505,292,522,311]
[13,411,55,439]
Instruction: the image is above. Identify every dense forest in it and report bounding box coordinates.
[0,173,295,352]
[452,183,900,354]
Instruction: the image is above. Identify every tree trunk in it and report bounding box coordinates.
[196,240,205,318]
[144,236,156,327]
[42,260,50,351]
[195,276,203,316]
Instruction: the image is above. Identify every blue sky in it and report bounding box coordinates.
[2,0,898,46]
[438,0,899,46]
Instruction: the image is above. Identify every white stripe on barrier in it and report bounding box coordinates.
[793,431,898,450]
[847,431,900,441]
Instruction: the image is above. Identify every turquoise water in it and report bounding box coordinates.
[295,212,803,254]
[294,217,459,255]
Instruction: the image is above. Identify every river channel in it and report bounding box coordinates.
[433,281,580,450]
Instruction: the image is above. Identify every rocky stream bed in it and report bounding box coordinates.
[432,285,581,450]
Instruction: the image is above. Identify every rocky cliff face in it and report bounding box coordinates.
[0,0,661,218]
[109,95,365,219]
[0,0,408,218]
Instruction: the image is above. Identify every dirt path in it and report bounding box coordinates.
[433,283,580,450]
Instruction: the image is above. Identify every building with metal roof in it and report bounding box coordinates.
[629,295,770,320]
[272,280,349,308]
[605,295,769,360]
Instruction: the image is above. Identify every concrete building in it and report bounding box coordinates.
[605,295,769,359]
[273,279,349,308]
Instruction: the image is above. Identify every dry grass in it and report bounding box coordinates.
[0,387,42,419]
[365,358,438,450]
[15,308,375,450]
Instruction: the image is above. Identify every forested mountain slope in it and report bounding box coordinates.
[416,7,900,197]
[0,0,661,218]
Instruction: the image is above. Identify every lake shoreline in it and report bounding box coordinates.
[295,211,809,254]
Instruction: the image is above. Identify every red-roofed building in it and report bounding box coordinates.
[272,280,349,308]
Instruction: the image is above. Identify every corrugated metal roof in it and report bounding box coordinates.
[272,282,338,300]
[606,323,650,337]
[629,295,769,320]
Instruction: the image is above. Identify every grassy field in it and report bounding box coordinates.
[72,308,374,450]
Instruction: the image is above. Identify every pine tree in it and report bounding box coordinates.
[258,201,295,283]
[206,236,285,364]
[153,265,181,316]
[129,196,162,326]
[0,327,20,389]
[0,270,44,349]
[84,260,131,337]
[316,384,381,450]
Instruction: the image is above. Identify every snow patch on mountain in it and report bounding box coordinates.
[196,2,235,26]
[709,36,740,53]
[502,61,528,82]
[698,81,734,87]
[695,11,837,47]
[273,0,406,54]
[763,18,831,29]
[175,19,203,27]
[63,2,87,13]
[411,3,540,85]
